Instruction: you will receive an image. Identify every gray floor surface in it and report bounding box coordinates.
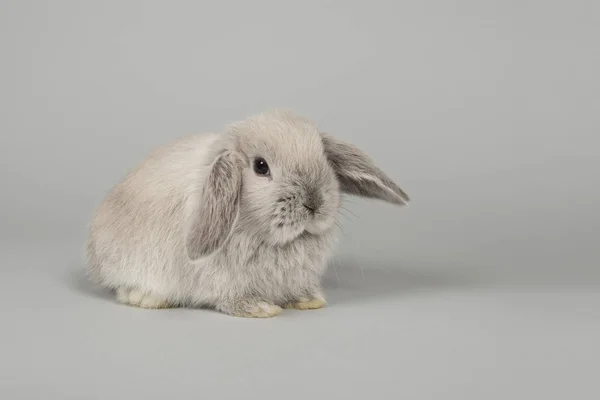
[2,239,598,399]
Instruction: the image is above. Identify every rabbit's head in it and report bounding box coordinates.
[185,110,409,261]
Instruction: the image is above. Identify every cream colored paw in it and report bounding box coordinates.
[115,288,171,309]
[284,298,327,310]
[232,302,282,318]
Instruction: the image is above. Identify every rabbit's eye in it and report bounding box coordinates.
[253,157,270,176]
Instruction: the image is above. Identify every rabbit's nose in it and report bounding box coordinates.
[303,202,316,214]
[303,190,323,215]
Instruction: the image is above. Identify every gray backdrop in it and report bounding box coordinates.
[1,1,598,399]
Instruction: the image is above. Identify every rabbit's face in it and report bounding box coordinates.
[185,110,408,261]
[231,113,340,244]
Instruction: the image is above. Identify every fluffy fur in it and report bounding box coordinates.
[86,110,409,317]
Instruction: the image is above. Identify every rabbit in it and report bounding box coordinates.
[86,109,409,318]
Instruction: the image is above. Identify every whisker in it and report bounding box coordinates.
[334,219,346,236]
[340,205,359,219]
[336,209,354,222]
[341,197,358,205]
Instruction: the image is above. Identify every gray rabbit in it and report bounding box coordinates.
[86,110,409,317]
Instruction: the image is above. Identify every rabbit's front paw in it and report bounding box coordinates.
[116,287,172,309]
[220,300,283,318]
[284,296,327,310]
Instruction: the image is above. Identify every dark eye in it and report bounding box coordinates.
[253,157,270,176]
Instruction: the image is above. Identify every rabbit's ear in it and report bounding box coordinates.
[185,150,245,261]
[321,133,410,205]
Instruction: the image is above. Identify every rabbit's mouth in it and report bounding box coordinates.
[268,213,334,245]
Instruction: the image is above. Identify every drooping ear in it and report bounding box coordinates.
[185,150,245,261]
[321,133,410,205]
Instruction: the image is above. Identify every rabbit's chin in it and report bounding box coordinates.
[305,216,336,235]
[268,223,306,245]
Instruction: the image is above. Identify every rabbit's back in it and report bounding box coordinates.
[86,133,220,301]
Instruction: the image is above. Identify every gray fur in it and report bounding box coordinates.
[321,133,410,205]
[185,150,245,261]
[86,110,409,317]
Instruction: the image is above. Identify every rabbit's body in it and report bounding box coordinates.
[87,110,409,317]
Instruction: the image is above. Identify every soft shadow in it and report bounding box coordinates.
[66,261,114,301]
[323,258,488,305]
[322,256,600,306]
[66,257,486,306]
[65,255,600,310]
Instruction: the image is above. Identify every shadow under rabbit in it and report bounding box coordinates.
[323,256,600,306]
[66,256,598,311]
[67,257,483,308]
[322,258,487,306]
[67,263,114,302]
